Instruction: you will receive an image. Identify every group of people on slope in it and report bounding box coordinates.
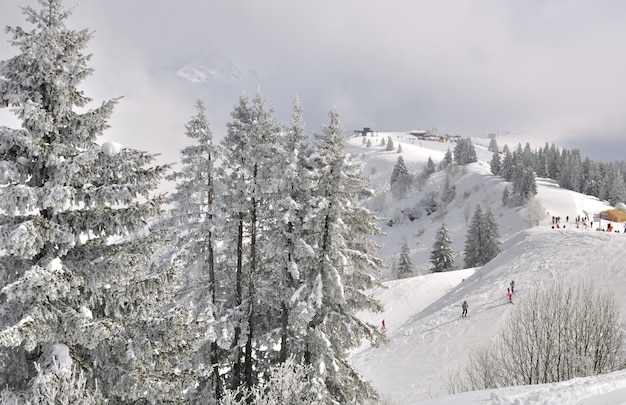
[461,280,515,317]
[551,213,626,232]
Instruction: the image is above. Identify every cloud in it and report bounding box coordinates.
[2,0,626,165]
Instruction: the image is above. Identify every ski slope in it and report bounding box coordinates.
[347,133,626,404]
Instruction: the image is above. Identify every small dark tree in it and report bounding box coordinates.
[488,137,499,153]
[502,186,510,206]
[385,136,394,150]
[443,148,453,166]
[490,150,501,175]
[441,175,456,205]
[421,192,439,216]
[500,150,514,181]
[424,156,437,177]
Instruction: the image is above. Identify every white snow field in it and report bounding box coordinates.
[346,133,626,405]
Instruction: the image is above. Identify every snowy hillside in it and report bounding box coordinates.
[346,133,626,404]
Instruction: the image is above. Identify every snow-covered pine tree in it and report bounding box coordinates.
[463,205,485,268]
[424,156,437,177]
[558,149,582,193]
[390,155,409,186]
[502,186,510,206]
[385,136,394,151]
[431,222,455,272]
[441,175,456,205]
[490,150,501,175]
[581,158,602,197]
[305,109,385,403]
[443,148,453,166]
[396,240,415,278]
[453,138,477,165]
[269,98,318,366]
[481,207,501,264]
[488,137,499,153]
[605,166,626,207]
[165,99,222,400]
[499,149,514,181]
[0,1,175,402]
[511,166,537,206]
[218,93,285,392]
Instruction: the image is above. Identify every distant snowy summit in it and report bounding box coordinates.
[176,47,257,84]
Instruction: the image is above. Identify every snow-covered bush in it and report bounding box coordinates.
[449,279,625,392]
[219,357,319,405]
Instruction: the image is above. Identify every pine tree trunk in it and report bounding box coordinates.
[245,191,258,390]
[280,222,295,363]
[231,214,244,390]
[279,302,289,363]
[207,178,222,400]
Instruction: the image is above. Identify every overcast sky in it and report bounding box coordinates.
[2,0,626,166]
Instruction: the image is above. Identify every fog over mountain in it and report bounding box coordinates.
[176,45,258,84]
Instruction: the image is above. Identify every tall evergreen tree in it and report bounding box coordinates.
[166,99,222,400]
[559,149,582,192]
[511,166,537,206]
[581,158,602,197]
[490,150,501,175]
[218,93,284,391]
[390,155,409,186]
[481,207,502,264]
[0,1,175,401]
[500,150,514,182]
[304,109,385,403]
[464,205,485,268]
[390,155,412,199]
[267,98,318,372]
[430,222,455,272]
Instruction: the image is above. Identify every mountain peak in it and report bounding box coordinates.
[176,45,256,84]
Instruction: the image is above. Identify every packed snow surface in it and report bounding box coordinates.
[347,133,626,404]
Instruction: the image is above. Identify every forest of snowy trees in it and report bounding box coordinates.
[0,1,386,403]
[489,139,626,208]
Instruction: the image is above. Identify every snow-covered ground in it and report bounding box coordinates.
[346,133,626,404]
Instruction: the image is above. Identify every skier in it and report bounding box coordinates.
[507,288,513,303]
[381,319,386,330]
[510,280,515,294]
[461,300,468,317]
